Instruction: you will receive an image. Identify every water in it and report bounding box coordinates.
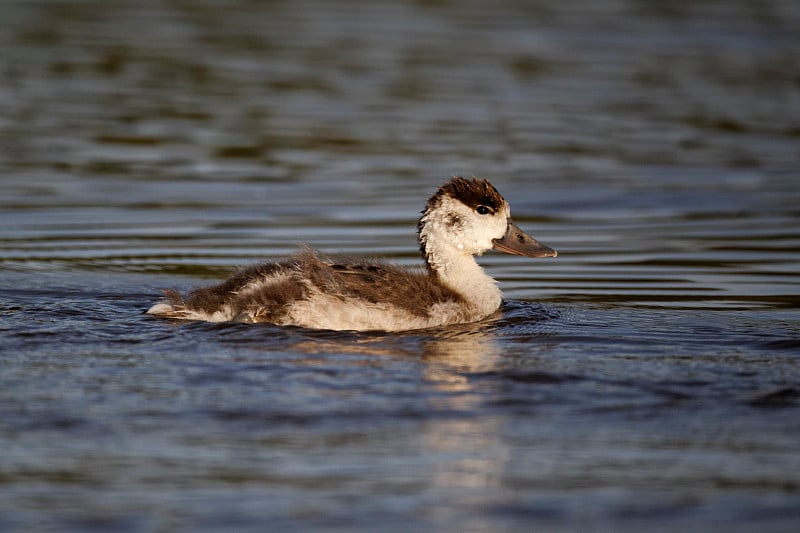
[1,0,799,531]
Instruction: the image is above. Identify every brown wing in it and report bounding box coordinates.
[313,257,466,318]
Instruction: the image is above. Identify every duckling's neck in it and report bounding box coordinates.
[419,230,502,318]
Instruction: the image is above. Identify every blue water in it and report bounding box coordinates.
[1,0,799,531]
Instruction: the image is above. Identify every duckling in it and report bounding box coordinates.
[147,176,556,331]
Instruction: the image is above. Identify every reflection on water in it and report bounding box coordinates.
[1,0,799,531]
[286,327,512,512]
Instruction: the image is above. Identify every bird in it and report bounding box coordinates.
[147,176,556,331]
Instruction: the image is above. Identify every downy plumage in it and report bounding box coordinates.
[147,177,556,331]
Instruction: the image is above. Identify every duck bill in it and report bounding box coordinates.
[492,219,557,258]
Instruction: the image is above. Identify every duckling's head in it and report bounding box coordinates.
[418,177,557,263]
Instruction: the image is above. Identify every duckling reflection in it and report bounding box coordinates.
[286,322,501,375]
[281,326,510,500]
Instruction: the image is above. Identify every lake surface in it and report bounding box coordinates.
[1,0,799,531]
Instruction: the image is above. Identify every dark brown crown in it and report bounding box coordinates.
[426,176,506,214]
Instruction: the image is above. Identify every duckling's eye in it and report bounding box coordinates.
[476,205,491,215]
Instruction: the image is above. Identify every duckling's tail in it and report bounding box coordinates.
[146,289,236,322]
[146,289,190,318]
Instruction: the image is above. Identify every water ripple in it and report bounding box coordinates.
[1,0,799,531]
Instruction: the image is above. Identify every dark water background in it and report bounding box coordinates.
[1,0,799,531]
